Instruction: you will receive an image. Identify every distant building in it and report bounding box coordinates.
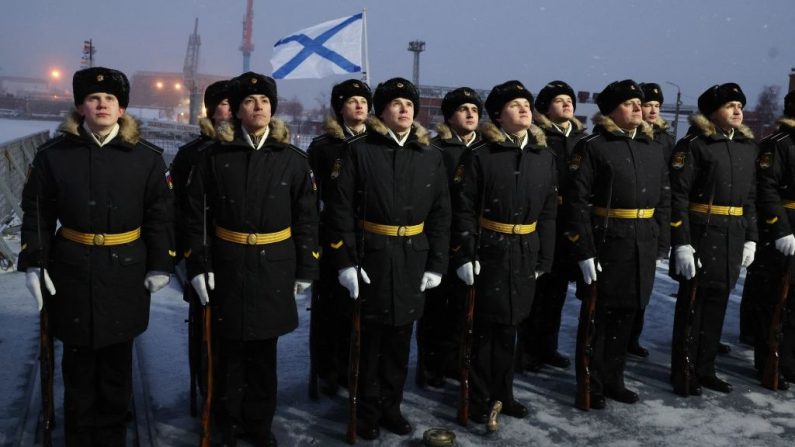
[0,76,51,98]
[129,71,229,123]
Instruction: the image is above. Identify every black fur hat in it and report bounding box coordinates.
[331,79,372,121]
[697,83,746,116]
[785,90,795,118]
[72,67,130,108]
[640,83,664,105]
[535,80,576,114]
[373,77,419,118]
[485,80,534,123]
[441,87,483,122]
[203,80,230,117]
[229,72,278,115]
[596,79,644,115]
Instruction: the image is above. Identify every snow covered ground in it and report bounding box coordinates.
[1,228,794,447]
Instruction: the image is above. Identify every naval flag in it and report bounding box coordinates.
[270,13,364,80]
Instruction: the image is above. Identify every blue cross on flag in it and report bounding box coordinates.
[271,13,363,80]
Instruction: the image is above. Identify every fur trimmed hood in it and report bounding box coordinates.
[322,116,346,140]
[688,113,754,140]
[534,113,585,134]
[60,111,140,145]
[479,121,547,147]
[651,116,670,131]
[198,117,218,139]
[777,117,795,131]
[592,113,655,140]
[217,117,291,145]
[433,122,480,142]
[366,116,430,146]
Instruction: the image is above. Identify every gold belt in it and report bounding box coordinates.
[689,203,743,216]
[360,220,424,237]
[479,217,536,235]
[593,207,655,219]
[61,227,141,246]
[215,226,291,245]
[783,201,795,210]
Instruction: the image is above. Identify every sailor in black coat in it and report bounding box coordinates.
[453,80,557,421]
[19,67,174,446]
[564,80,670,408]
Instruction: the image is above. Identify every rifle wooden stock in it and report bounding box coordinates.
[457,284,476,426]
[39,306,54,447]
[673,276,698,396]
[575,282,597,410]
[199,305,213,447]
[761,259,791,390]
[187,286,201,417]
[346,298,362,444]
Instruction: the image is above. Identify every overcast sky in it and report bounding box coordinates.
[2,0,793,110]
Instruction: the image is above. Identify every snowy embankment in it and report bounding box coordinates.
[0,228,793,446]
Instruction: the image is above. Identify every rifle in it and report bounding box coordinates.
[181,265,201,417]
[574,167,612,411]
[761,255,792,390]
[308,284,320,400]
[36,196,54,447]
[199,194,214,447]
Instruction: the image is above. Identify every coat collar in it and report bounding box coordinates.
[479,121,547,149]
[688,113,754,141]
[534,113,585,135]
[592,113,654,141]
[365,116,431,147]
[59,111,140,147]
[217,117,291,146]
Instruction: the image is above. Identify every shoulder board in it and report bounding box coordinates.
[770,131,791,144]
[311,134,330,144]
[579,133,601,145]
[195,138,216,153]
[37,134,66,152]
[287,144,308,158]
[346,133,368,145]
[138,138,164,154]
[469,140,489,152]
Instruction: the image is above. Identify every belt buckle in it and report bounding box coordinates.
[397,226,407,236]
[637,209,646,218]
[247,233,258,245]
[93,233,105,246]
[512,224,521,234]
[728,206,738,215]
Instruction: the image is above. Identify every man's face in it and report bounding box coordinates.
[546,95,574,123]
[496,98,532,134]
[380,98,414,133]
[212,99,232,123]
[609,98,643,130]
[340,95,369,126]
[710,101,744,130]
[641,100,661,124]
[236,94,272,133]
[448,103,479,134]
[77,92,125,133]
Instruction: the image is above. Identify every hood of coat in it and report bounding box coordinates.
[480,121,547,147]
[688,113,754,140]
[592,113,655,140]
[534,113,585,135]
[651,116,670,132]
[60,111,140,145]
[321,116,347,140]
[198,117,222,139]
[366,116,430,146]
[217,116,291,145]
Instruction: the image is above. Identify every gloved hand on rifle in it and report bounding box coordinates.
[419,272,442,292]
[190,272,215,306]
[144,271,170,293]
[775,234,795,256]
[338,266,370,299]
[673,245,702,280]
[456,261,480,286]
[741,241,756,268]
[577,258,601,285]
[25,267,56,311]
[294,279,312,299]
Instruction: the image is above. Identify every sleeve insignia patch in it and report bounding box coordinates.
[330,159,343,180]
[670,220,683,228]
[165,170,174,190]
[453,164,465,184]
[758,152,772,169]
[568,154,582,172]
[766,216,779,224]
[565,232,580,242]
[309,170,317,191]
[312,251,320,259]
[168,250,177,257]
[330,240,344,249]
[671,152,686,170]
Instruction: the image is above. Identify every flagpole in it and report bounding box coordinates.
[361,8,370,85]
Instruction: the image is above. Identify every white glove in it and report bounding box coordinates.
[25,267,56,311]
[338,266,371,300]
[577,258,601,285]
[144,271,170,293]
[741,241,756,268]
[294,279,312,298]
[775,234,795,256]
[535,271,545,279]
[455,261,481,286]
[419,271,442,292]
[674,245,697,280]
[191,272,215,306]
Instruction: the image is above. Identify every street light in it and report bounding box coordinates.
[666,81,682,139]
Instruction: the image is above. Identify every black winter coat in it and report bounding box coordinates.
[564,115,670,307]
[669,114,758,289]
[18,113,175,348]
[325,117,451,326]
[452,123,557,325]
[185,119,319,340]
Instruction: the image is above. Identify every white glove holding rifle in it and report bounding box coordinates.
[338,266,371,300]
[25,268,56,311]
[191,272,215,306]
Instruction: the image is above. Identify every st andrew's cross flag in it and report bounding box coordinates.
[270,13,363,80]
